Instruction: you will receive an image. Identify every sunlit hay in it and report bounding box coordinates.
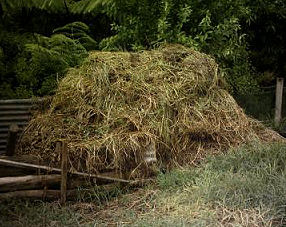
[17,44,278,177]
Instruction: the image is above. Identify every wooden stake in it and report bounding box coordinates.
[275,77,284,126]
[6,124,19,156]
[60,141,68,205]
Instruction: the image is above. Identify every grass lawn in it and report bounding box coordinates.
[1,142,286,226]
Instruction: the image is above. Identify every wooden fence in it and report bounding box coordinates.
[0,98,146,202]
[0,141,139,203]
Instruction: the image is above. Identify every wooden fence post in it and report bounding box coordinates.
[60,141,68,205]
[275,77,284,126]
[6,124,19,156]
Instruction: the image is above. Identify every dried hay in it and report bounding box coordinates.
[17,44,279,178]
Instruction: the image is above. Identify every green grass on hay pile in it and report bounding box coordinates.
[17,44,279,177]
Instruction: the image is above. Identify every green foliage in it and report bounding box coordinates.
[0,30,37,98]
[0,47,5,76]
[194,14,258,93]
[244,0,286,77]
[0,15,95,98]
[99,0,194,50]
[99,1,166,50]
[69,0,111,14]
[53,22,97,50]
[15,34,88,96]
[0,0,285,98]
[0,0,67,14]
[0,0,111,15]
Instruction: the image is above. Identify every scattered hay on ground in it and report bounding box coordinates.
[17,44,281,178]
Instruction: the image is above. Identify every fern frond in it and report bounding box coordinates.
[48,34,88,66]
[53,21,89,34]
[23,34,88,76]
[53,22,97,50]
[1,0,67,14]
[1,0,112,15]
[70,0,112,14]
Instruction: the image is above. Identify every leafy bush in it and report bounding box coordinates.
[53,21,97,50]
[14,34,88,97]
[0,21,95,98]
[194,14,257,93]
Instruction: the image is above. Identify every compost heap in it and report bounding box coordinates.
[17,45,278,178]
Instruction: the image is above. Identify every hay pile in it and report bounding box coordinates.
[17,45,277,178]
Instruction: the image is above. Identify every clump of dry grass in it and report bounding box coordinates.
[17,44,277,177]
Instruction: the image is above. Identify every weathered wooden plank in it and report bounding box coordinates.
[0,175,61,192]
[0,166,35,177]
[0,158,131,184]
[0,190,61,200]
[0,155,49,177]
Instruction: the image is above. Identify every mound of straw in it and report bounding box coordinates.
[17,45,278,178]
